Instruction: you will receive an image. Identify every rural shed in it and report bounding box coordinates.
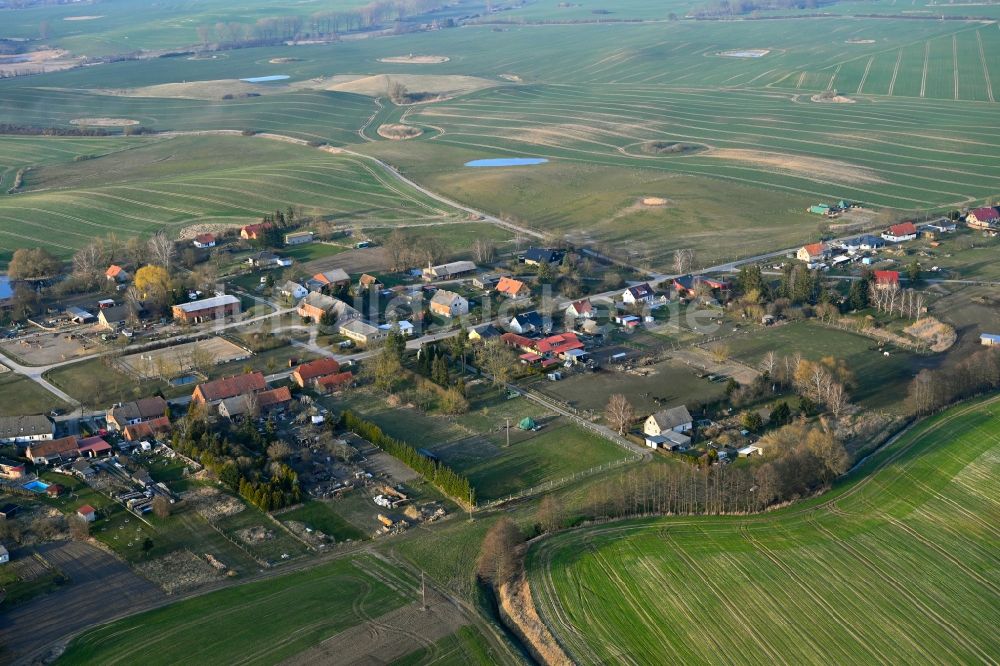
[66,306,95,323]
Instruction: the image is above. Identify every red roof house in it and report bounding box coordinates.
[315,371,354,393]
[967,206,1000,229]
[77,435,112,458]
[192,372,267,405]
[193,233,217,248]
[291,358,341,387]
[77,505,96,522]
[874,270,900,289]
[883,222,918,242]
[123,416,172,442]
[240,223,273,240]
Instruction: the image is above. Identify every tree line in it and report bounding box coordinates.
[340,410,475,506]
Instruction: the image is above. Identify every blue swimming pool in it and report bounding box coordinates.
[24,480,49,493]
[465,158,549,167]
[240,75,290,83]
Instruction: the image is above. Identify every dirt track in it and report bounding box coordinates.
[0,541,165,664]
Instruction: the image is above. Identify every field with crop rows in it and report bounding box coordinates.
[0,134,453,255]
[527,395,1000,664]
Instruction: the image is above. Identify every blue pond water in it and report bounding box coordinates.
[240,75,290,83]
[465,158,549,167]
[24,480,49,493]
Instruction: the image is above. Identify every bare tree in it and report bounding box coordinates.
[476,517,523,585]
[536,495,563,533]
[605,393,635,435]
[472,238,496,264]
[673,248,695,275]
[759,350,777,377]
[147,232,176,268]
[72,242,106,285]
[152,495,172,519]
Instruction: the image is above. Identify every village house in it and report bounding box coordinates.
[26,436,80,465]
[924,220,957,235]
[673,275,728,298]
[172,294,240,324]
[77,505,96,522]
[292,358,341,387]
[0,415,53,444]
[284,230,314,245]
[72,458,95,480]
[218,386,292,420]
[123,416,171,442]
[192,233,216,249]
[981,333,1000,347]
[881,221,918,243]
[0,458,26,480]
[241,222,272,240]
[379,320,414,337]
[429,290,469,318]
[358,274,384,291]
[315,371,354,394]
[469,323,502,342]
[107,396,168,431]
[339,319,388,346]
[965,206,999,230]
[495,276,531,300]
[874,270,901,290]
[422,260,477,281]
[278,281,308,301]
[844,235,885,252]
[105,265,130,284]
[98,305,132,330]
[508,310,548,335]
[565,298,594,320]
[796,242,829,263]
[247,251,287,269]
[643,405,694,438]
[522,248,565,266]
[298,292,359,323]
[307,268,351,292]
[191,372,267,407]
[622,283,655,305]
[473,273,502,290]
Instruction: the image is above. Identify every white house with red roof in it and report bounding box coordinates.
[881,222,918,243]
[193,233,216,249]
[796,242,829,263]
[874,270,900,290]
[966,207,999,230]
[565,298,594,320]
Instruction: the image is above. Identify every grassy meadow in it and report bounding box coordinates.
[527,395,1000,664]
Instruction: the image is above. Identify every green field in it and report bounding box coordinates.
[527,395,1000,664]
[0,134,453,255]
[59,554,414,665]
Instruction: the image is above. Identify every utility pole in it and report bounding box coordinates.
[421,571,427,611]
[505,417,510,448]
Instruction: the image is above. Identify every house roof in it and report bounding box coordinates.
[194,233,216,244]
[174,294,239,314]
[298,291,338,312]
[511,310,543,328]
[534,332,583,354]
[969,206,999,221]
[339,319,381,339]
[424,260,477,277]
[99,305,130,324]
[649,405,693,431]
[78,504,96,515]
[123,416,171,441]
[888,222,917,236]
[874,270,900,284]
[294,358,341,382]
[313,268,350,284]
[105,265,127,278]
[0,414,52,439]
[358,273,381,288]
[495,276,528,296]
[194,372,266,402]
[430,289,465,306]
[77,436,112,456]
[626,283,654,299]
[241,222,272,236]
[258,386,292,408]
[801,242,827,257]
[316,371,354,389]
[110,396,168,424]
[27,436,79,459]
[280,280,305,294]
[981,333,1000,342]
[523,248,563,263]
[567,299,592,315]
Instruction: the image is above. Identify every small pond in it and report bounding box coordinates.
[24,480,49,493]
[464,157,549,167]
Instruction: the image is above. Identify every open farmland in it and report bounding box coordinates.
[0,134,454,255]
[527,395,1000,664]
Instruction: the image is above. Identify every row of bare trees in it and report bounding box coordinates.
[383,228,446,272]
[909,347,1000,415]
[869,284,925,320]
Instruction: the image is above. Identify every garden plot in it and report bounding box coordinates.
[115,337,251,380]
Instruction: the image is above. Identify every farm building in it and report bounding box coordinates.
[622,283,655,305]
[429,290,469,318]
[107,396,168,430]
[981,333,1000,346]
[422,260,477,280]
[66,306,95,323]
[98,305,132,330]
[105,265,130,283]
[796,242,829,262]
[172,294,240,323]
[315,371,354,393]
[495,277,531,300]
[298,292,359,322]
[26,436,80,465]
[643,405,694,437]
[965,207,999,230]
[874,270,900,289]
[882,222,918,243]
[473,273,502,289]
[808,203,831,215]
[247,251,281,268]
[191,372,267,406]
[240,222,272,240]
[292,358,341,387]
[307,269,351,292]
[644,430,691,451]
[924,220,957,234]
[522,248,565,266]
[0,458,26,480]
[284,231,314,245]
[0,415,53,443]
[738,445,764,458]
[77,435,112,458]
[192,233,216,249]
[338,319,388,346]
